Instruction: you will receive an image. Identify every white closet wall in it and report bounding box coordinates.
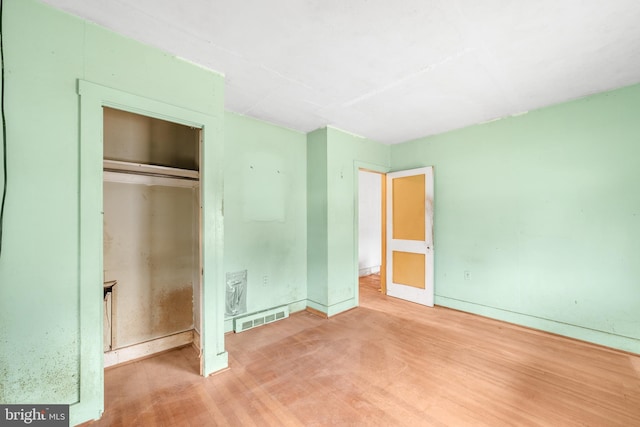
[103,183,196,347]
[103,107,201,351]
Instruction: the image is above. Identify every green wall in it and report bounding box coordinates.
[3,1,639,424]
[308,127,390,315]
[224,112,307,328]
[0,0,225,424]
[391,84,640,353]
[307,128,329,308]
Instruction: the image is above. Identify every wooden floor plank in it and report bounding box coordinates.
[88,274,640,426]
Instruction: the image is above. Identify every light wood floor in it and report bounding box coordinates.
[90,275,640,426]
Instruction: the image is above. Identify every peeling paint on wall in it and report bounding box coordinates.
[152,286,194,336]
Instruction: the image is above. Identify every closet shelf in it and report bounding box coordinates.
[104,159,198,179]
[103,160,199,188]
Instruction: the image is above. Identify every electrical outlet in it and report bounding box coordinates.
[262,275,268,286]
[464,270,470,280]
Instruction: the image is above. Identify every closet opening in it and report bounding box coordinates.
[358,169,386,293]
[102,107,202,373]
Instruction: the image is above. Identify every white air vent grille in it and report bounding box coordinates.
[234,306,289,333]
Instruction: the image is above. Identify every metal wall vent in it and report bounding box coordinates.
[234,306,289,333]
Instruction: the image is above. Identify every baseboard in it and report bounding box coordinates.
[306,306,328,318]
[288,299,308,314]
[104,330,194,368]
[203,351,228,377]
[306,298,357,318]
[436,295,640,355]
[192,329,201,354]
[359,266,381,277]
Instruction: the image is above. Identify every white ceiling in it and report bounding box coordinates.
[43,0,640,144]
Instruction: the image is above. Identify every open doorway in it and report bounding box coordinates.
[358,169,386,294]
[357,166,434,306]
[101,107,202,373]
[78,80,228,418]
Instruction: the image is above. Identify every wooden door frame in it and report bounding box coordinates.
[355,162,389,302]
[381,173,387,294]
[77,80,227,421]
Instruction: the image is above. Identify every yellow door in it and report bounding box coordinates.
[386,167,434,306]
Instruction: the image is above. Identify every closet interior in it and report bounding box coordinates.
[102,107,202,371]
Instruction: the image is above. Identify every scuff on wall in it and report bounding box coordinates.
[242,151,286,222]
[223,112,308,326]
